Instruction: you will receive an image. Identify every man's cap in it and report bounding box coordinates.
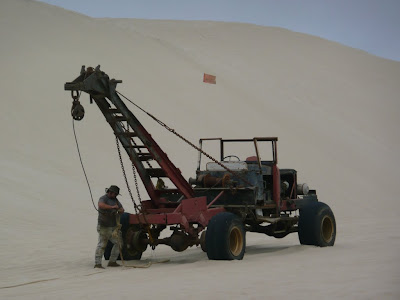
[106,185,121,195]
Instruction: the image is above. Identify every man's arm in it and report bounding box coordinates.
[98,202,119,210]
[117,200,125,213]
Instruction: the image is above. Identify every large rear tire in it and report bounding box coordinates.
[206,212,246,260]
[298,202,336,247]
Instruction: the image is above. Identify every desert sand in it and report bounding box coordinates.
[1,0,400,299]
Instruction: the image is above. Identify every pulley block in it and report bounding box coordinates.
[70,90,84,121]
[71,100,85,121]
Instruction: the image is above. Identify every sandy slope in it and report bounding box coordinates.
[0,0,399,299]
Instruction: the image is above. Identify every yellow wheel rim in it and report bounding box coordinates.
[321,215,334,243]
[229,227,244,256]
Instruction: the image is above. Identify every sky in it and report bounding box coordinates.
[37,0,400,62]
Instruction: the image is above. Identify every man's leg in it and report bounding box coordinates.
[94,225,111,267]
[108,228,122,264]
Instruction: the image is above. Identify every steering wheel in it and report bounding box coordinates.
[223,155,240,162]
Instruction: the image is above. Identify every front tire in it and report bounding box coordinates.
[298,202,336,247]
[206,212,246,260]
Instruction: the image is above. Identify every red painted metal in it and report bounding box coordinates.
[280,199,296,211]
[130,122,195,202]
[245,156,258,161]
[129,196,225,230]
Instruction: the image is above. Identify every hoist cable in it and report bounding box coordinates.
[72,119,98,212]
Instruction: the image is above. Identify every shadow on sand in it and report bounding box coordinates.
[244,244,303,256]
[144,243,305,265]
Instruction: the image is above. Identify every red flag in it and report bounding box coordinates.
[203,73,216,84]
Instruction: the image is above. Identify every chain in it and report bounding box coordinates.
[121,122,152,169]
[116,91,254,187]
[116,136,140,215]
[132,163,142,203]
[126,123,145,204]
[115,132,153,240]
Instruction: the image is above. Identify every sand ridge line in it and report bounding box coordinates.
[0,259,172,288]
[0,278,60,289]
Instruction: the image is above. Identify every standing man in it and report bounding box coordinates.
[94,185,125,269]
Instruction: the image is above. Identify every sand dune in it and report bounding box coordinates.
[1,0,399,299]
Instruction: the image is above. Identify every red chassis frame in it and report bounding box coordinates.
[129,192,226,236]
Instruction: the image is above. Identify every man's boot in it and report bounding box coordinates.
[94,264,105,269]
[107,261,121,267]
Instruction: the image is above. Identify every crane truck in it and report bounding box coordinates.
[65,66,336,260]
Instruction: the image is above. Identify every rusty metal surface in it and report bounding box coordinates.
[128,196,225,230]
[272,164,281,212]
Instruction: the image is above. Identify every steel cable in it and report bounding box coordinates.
[72,119,99,212]
[116,90,254,187]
